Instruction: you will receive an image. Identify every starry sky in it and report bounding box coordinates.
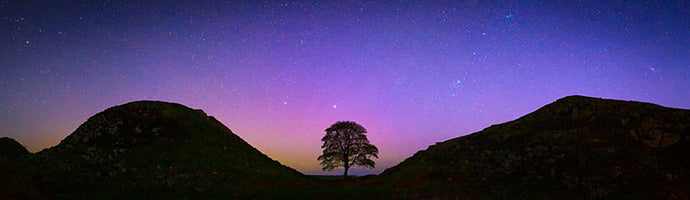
[1,1,689,175]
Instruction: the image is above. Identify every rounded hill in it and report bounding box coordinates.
[0,137,30,160]
[32,100,305,198]
[380,95,690,199]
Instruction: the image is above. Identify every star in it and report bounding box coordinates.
[1,0,688,178]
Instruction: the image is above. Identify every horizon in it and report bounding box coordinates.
[2,1,689,176]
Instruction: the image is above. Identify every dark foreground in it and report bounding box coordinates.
[2,95,690,199]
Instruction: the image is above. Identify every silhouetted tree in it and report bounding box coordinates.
[318,121,378,177]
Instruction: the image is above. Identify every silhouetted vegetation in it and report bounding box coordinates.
[318,121,378,177]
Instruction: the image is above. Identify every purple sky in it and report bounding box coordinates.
[2,1,689,175]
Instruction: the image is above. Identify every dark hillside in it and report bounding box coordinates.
[0,137,30,160]
[0,137,39,199]
[30,101,306,198]
[4,96,690,199]
[380,95,690,199]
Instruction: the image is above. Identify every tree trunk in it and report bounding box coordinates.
[343,138,349,179]
[344,165,349,178]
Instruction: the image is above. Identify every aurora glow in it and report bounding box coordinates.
[2,1,689,175]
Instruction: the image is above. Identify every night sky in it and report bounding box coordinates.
[2,1,689,175]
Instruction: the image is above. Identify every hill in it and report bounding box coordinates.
[4,96,690,199]
[0,137,30,161]
[380,95,690,199]
[29,101,306,198]
[0,137,39,199]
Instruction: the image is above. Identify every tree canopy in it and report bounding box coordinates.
[317,121,378,177]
